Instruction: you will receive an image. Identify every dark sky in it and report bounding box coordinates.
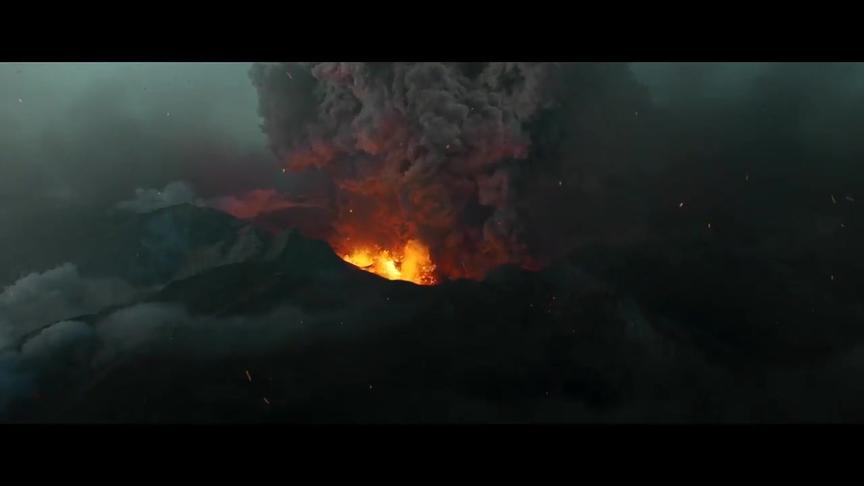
[0,63,271,204]
[3,62,860,197]
[3,62,859,204]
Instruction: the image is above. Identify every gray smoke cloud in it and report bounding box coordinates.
[0,264,139,412]
[250,62,653,279]
[116,181,198,213]
[0,299,329,415]
[0,263,138,346]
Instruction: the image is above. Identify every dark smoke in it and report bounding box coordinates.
[251,62,648,279]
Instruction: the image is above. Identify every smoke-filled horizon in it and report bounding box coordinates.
[3,62,864,282]
[4,62,861,210]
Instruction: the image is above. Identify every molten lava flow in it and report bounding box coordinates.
[341,239,437,285]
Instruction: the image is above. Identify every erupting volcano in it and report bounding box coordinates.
[247,62,560,282]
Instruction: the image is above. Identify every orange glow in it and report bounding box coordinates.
[341,239,437,285]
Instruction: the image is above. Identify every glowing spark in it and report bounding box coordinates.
[263,397,270,405]
[831,194,838,204]
[245,370,252,382]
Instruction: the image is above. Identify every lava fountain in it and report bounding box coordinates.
[339,239,437,285]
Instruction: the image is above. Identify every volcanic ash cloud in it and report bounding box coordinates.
[250,62,559,280]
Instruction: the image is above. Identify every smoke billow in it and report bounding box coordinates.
[0,297,328,417]
[0,263,138,345]
[0,265,139,412]
[116,181,198,213]
[250,62,648,279]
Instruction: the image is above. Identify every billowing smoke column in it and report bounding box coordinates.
[249,62,657,282]
[251,62,561,281]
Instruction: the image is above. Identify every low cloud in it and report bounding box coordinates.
[0,299,326,416]
[115,181,198,213]
[0,263,138,346]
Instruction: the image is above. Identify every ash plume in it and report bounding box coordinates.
[250,62,647,279]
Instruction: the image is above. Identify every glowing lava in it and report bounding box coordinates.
[341,239,437,285]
